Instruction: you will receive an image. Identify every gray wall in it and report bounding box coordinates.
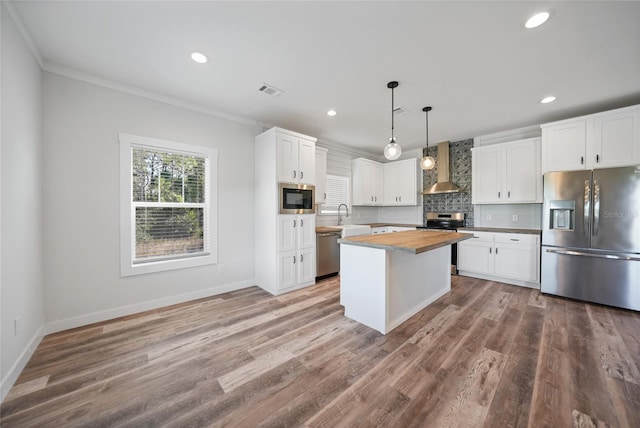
[422,139,474,226]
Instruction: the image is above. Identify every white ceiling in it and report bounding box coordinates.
[10,1,640,154]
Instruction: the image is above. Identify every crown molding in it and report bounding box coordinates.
[3,0,44,68]
[43,61,257,126]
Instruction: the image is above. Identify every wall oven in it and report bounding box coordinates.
[279,183,315,214]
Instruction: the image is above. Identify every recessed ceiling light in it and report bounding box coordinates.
[540,96,556,104]
[525,12,550,29]
[327,110,337,116]
[190,52,209,64]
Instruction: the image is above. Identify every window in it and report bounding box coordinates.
[120,133,217,276]
[319,174,351,214]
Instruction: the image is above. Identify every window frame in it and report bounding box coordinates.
[318,173,351,215]
[119,133,218,277]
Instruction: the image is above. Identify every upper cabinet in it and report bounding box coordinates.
[315,147,328,205]
[383,158,418,205]
[472,137,542,204]
[276,131,316,184]
[541,104,640,173]
[352,158,384,205]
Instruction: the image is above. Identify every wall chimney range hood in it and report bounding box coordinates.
[422,141,461,194]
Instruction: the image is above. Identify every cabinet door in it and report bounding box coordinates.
[297,215,315,249]
[383,163,399,205]
[372,163,384,205]
[277,216,296,252]
[315,148,327,204]
[494,244,539,282]
[472,146,503,204]
[298,139,316,184]
[591,109,640,168]
[362,161,379,205]
[541,120,587,173]
[397,159,417,205]
[277,134,299,182]
[277,252,296,290]
[297,248,316,285]
[505,139,541,203]
[457,240,494,274]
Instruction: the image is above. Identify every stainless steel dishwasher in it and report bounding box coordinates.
[316,231,341,279]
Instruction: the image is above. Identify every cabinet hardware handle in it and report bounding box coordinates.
[399,196,401,202]
[375,196,377,202]
[371,196,374,202]
[489,247,492,254]
[300,171,304,179]
[293,219,296,227]
[293,255,296,264]
[510,238,520,241]
[508,191,511,198]
[496,248,499,254]
[300,254,304,262]
[324,192,326,200]
[580,156,584,165]
[293,170,296,178]
[596,154,600,163]
[473,236,479,238]
[300,219,304,227]
[498,191,501,198]
[395,196,398,202]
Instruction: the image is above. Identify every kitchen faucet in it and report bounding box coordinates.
[337,204,349,226]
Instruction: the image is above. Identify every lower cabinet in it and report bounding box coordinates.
[457,231,540,288]
[276,214,316,293]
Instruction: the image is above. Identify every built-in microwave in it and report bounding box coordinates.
[279,183,315,214]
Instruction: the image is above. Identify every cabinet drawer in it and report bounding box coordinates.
[494,233,539,245]
[459,231,494,243]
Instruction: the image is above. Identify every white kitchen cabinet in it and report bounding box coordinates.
[472,138,541,204]
[371,227,388,234]
[315,147,328,204]
[276,131,316,184]
[352,158,383,205]
[255,127,317,295]
[276,214,315,292]
[383,158,418,205]
[457,231,540,288]
[541,104,640,173]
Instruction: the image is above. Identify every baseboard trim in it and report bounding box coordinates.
[457,271,540,289]
[43,279,255,335]
[1,325,46,402]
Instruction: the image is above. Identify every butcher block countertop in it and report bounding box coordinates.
[338,230,472,254]
[457,227,541,235]
[315,226,342,233]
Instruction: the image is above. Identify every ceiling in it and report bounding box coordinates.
[9,1,640,155]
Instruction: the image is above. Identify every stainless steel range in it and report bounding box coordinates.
[417,212,466,274]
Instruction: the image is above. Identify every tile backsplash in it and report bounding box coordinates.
[422,139,474,226]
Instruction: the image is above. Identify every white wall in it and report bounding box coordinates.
[1,4,46,398]
[41,72,257,331]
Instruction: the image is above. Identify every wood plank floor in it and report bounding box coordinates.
[2,275,640,427]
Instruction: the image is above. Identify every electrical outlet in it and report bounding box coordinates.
[486,214,492,221]
[217,263,225,274]
[14,317,20,336]
[512,214,519,221]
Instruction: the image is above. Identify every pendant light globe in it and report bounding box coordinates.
[384,81,402,160]
[420,106,435,170]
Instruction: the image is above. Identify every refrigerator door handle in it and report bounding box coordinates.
[593,179,600,236]
[583,180,590,237]
[545,248,640,262]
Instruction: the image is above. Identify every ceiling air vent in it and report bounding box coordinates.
[393,106,409,116]
[258,83,284,97]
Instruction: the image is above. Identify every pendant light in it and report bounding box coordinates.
[383,81,402,160]
[420,106,435,170]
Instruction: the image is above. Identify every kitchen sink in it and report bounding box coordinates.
[335,225,371,238]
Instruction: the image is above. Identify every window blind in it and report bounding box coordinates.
[320,174,350,214]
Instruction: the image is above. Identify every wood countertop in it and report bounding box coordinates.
[358,223,421,228]
[457,227,541,235]
[338,230,472,254]
[315,226,342,233]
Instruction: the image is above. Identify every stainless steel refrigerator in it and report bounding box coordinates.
[541,166,640,311]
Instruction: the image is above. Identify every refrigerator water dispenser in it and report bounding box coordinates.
[549,200,575,231]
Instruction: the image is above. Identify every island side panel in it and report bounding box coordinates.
[340,244,388,334]
[387,245,451,332]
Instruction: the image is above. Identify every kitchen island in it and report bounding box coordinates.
[338,230,472,334]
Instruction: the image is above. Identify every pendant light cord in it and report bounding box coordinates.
[391,86,395,141]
